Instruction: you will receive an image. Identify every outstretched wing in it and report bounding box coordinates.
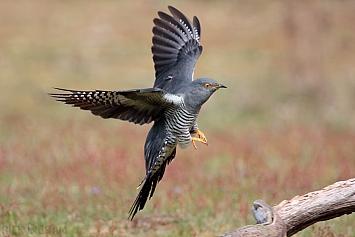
[49,87,176,125]
[128,117,176,220]
[152,6,202,92]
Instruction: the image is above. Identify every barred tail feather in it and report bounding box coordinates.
[128,148,176,220]
[128,174,155,221]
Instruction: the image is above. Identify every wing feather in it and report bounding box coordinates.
[167,6,195,40]
[152,20,186,45]
[152,43,180,55]
[157,11,192,41]
[49,87,178,125]
[152,6,202,92]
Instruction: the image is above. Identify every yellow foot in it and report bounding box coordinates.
[191,130,208,150]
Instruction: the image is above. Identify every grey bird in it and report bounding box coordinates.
[49,6,226,220]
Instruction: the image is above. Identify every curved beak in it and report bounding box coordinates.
[214,84,227,89]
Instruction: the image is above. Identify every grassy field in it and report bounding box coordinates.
[1,0,355,236]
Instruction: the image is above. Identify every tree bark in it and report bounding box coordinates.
[221,178,355,237]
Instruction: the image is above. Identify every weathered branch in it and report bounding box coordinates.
[275,178,355,236]
[221,178,355,237]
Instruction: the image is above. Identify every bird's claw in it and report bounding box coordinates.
[191,130,208,150]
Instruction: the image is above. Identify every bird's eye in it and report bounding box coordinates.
[204,83,211,88]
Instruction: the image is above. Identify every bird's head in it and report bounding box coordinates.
[193,78,227,91]
[180,78,226,112]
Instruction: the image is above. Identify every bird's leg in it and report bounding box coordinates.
[191,130,208,150]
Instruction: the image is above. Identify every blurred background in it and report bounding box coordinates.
[1,0,354,236]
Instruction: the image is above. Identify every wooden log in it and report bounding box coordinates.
[221,178,355,237]
[221,200,286,237]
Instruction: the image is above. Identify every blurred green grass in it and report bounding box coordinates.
[1,0,355,236]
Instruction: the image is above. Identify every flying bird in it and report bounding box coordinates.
[49,6,226,220]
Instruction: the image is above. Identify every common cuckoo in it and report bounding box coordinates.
[49,6,226,220]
